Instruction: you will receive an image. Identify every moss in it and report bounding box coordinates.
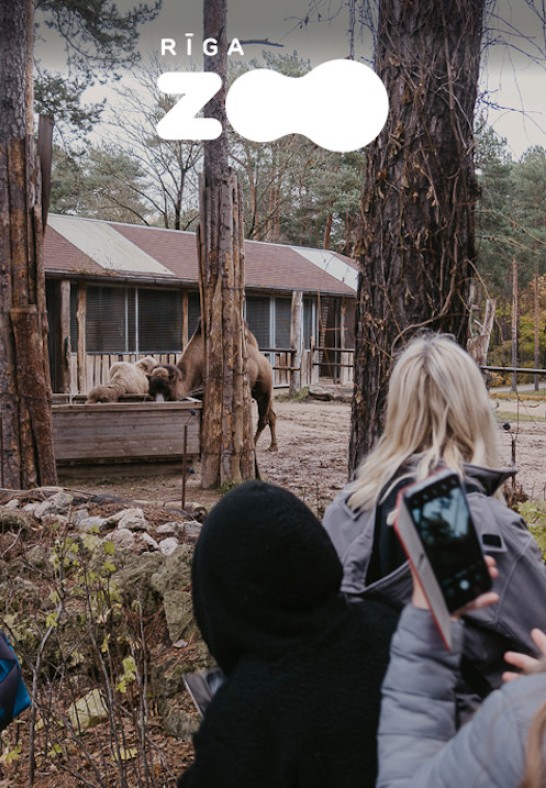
[517,501,546,560]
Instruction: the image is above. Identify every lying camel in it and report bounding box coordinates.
[86,356,157,403]
[149,322,277,451]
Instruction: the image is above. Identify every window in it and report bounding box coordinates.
[138,289,182,353]
[188,292,201,338]
[275,298,291,349]
[86,286,133,353]
[245,297,270,348]
[70,284,78,350]
[303,298,316,349]
[84,286,183,354]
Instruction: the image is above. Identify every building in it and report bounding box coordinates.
[44,215,357,394]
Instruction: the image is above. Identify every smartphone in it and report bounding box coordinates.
[400,470,492,613]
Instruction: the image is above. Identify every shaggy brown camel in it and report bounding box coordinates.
[149,321,277,451]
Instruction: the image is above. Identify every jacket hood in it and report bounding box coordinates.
[463,463,517,496]
[192,481,345,675]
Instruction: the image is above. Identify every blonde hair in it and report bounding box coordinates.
[348,333,501,511]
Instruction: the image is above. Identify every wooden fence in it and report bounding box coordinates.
[68,347,343,395]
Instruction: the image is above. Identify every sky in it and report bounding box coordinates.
[38,0,545,159]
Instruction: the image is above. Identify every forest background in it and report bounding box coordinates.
[35,0,546,375]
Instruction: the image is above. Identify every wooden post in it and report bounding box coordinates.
[289,291,303,396]
[182,290,189,348]
[534,266,540,391]
[59,280,71,393]
[511,257,518,392]
[77,283,87,394]
[340,298,348,385]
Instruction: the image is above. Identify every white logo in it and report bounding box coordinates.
[156,59,389,152]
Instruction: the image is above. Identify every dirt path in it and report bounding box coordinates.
[62,396,546,514]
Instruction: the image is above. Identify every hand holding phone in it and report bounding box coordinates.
[395,469,498,647]
[411,555,498,616]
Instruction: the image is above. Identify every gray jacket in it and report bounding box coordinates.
[323,464,546,689]
[377,605,546,788]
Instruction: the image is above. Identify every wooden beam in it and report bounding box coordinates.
[289,290,303,395]
[76,283,87,394]
[59,279,71,393]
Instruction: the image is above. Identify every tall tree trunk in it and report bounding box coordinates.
[511,256,519,392]
[349,0,484,474]
[199,0,255,488]
[0,0,57,488]
[534,263,539,391]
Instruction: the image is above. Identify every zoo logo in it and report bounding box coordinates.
[156,60,389,153]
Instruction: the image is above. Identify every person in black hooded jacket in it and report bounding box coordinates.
[177,480,399,788]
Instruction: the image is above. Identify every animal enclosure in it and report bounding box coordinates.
[52,396,201,474]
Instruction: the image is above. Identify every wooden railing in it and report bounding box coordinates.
[68,346,357,396]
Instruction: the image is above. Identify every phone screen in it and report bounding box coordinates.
[405,474,491,611]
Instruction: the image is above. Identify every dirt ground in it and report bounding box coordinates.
[60,394,546,513]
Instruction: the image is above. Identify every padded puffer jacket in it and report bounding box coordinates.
[377,605,546,788]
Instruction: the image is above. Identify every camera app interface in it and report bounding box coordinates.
[409,478,488,608]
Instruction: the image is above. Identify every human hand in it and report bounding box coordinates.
[411,555,499,617]
[503,628,546,683]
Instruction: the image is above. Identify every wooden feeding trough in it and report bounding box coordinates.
[52,395,201,477]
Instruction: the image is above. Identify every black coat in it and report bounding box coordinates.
[178,481,398,788]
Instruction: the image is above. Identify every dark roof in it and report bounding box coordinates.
[44,216,357,297]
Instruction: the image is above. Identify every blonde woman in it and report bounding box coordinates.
[323,332,546,707]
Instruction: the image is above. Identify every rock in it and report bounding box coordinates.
[0,508,33,534]
[110,507,144,524]
[158,694,197,740]
[106,528,137,551]
[151,653,201,740]
[22,503,38,515]
[68,689,109,731]
[4,499,20,510]
[33,500,56,520]
[156,522,178,536]
[48,491,74,513]
[41,514,69,529]
[115,552,164,614]
[180,521,202,543]
[158,538,179,557]
[76,516,109,534]
[142,533,159,551]
[88,494,127,505]
[308,385,333,401]
[151,546,194,642]
[72,508,90,525]
[111,508,149,532]
[25,544,49,570]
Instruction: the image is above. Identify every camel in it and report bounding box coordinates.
[147,363,185,402]
[86,356,157,403]
[149,321,277,451]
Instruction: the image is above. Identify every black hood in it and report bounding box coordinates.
[192,481,345,675]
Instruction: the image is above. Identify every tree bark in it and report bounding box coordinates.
[0,0,57,488]
[289,291,303,395]
[511,256,519,392]
[199,0,255,488]
[349,0,485,474]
